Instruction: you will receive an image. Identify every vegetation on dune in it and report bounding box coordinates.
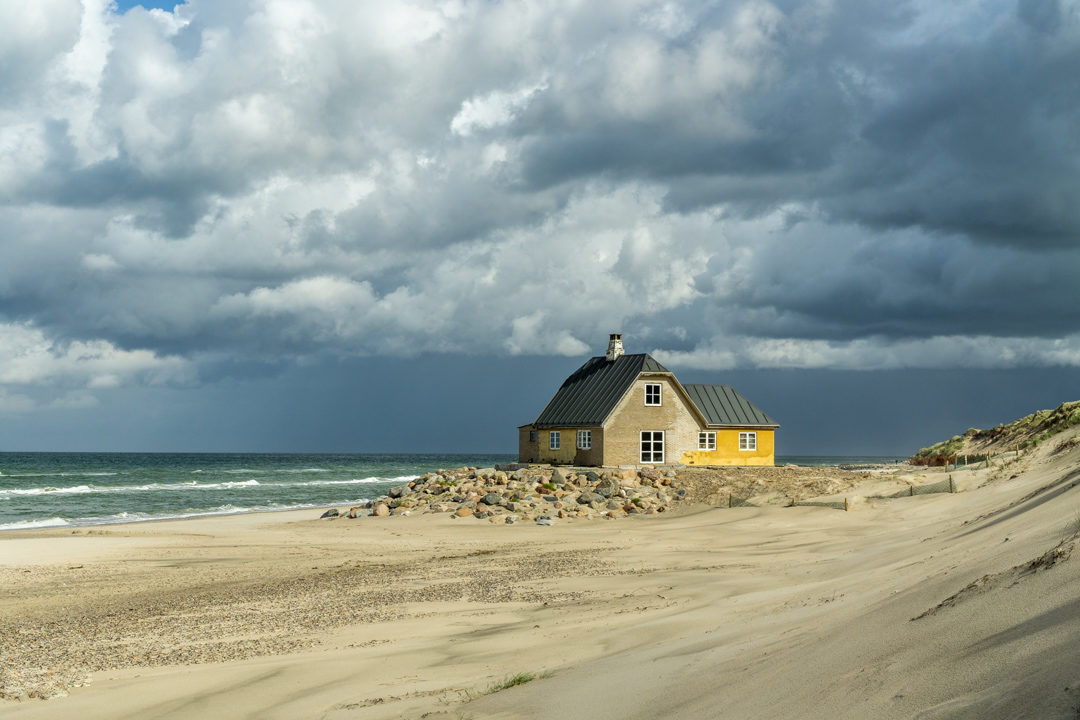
[912,400,1080,463]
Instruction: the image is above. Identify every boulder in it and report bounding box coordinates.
[455,506,474,518]
[594,477,618,498]
[388,485,409,499]
[347,506,364,519]
[577,492,604,505]
[488,515,506,525]
[480,492,503,506]
[319,508,340,518]
[371,503,390,517]
[551,468,568,486]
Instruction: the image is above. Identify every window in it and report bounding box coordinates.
[577,430,592,450]
[550,431,561,450]
[698,432,716,450]
[529,431,537,443]
[739,432,757,451]
[645,383,662,406]
[640,431,664,464]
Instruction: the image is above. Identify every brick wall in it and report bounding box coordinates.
[602,375,701,465]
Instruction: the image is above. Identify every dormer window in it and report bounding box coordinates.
[645,383,661,406]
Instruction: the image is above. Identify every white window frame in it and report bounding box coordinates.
[739,431,757,451]
[550,431,561,450]
[698,432,716,450]
[644,383,662,406]
[640,430,665,464]
[576,430,592,450]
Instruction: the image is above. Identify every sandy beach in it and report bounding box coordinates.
[3,445,1080,719]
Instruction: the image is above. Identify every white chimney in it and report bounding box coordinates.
[606,333,624,362]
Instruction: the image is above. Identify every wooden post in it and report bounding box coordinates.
[949,475,956,493]
[844,497,850,512]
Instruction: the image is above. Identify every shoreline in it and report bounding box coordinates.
[0,458,908,533]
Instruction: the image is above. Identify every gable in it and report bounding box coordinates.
[531,353,671,428]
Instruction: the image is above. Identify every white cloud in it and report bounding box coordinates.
[451,80,548,137]
[656,335,1080,371]
[0,323,193,388]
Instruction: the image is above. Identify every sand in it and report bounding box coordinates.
[3,446,1080,719]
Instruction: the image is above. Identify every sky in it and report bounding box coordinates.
[1,0,1079,455]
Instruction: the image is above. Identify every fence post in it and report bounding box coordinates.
[844,497,850,512]
[949,475,956,493]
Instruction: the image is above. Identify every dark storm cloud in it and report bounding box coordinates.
[3,0,1080,416]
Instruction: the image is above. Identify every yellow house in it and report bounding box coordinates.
[518,334,779,467]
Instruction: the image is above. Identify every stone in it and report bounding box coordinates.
[595,478,618,498]
[577,492,604,505]
[505,515,518,525]
[488,515,506,525]
[536,517,554,526]
[388,485,408,499]
[606,499,623,510]
[551,468,568,486]
[480,492,503,506]
[371,503,390,517]
[494,471,508,484]
[584,471,601,484]
[455,506,474,518]
[347,506,364,519]
[320,508,340,518]
[505,501,519,512]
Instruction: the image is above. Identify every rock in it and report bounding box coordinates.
[347,506,364,519]
[480,492,503,506]
[543,495,558,503]
[494,471,508,484]
[319,508,340,518]
[505,501,519,512]
[595,477,618,498]
[371,503,390,517]
[577,492,604,504]
[455,506,474,518]
[606,499,623,510]
[551,468,568,486]
[488,515,506,525]
[505,515,518,525]
[536,517,554,526]
[584,471,601,484]
[388,485,409,499]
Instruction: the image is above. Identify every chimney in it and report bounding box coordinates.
[606,333,624,362]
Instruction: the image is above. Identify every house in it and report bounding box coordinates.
[518,334,779,467]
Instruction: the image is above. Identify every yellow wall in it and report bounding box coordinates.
[681,428,774,466]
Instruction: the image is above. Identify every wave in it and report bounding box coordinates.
[0,472,119,478]
[0,516,71,530]
[0,501,370,531]
[0,479,263,497]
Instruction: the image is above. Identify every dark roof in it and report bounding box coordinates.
[683,384,778,427]
[531,354,670,428]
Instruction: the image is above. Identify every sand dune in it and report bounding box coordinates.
[3,440,1080,719]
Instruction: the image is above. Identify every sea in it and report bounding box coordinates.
[0,452,904,531]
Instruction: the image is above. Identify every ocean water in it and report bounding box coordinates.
[0,452,904,531]
[0,452,515,531]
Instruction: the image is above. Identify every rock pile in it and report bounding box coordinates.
[326,464,687,523]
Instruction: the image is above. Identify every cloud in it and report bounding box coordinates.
[0,323,193,397]
[1,0,1079,398]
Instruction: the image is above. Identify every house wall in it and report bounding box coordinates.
[680,428,775,466]
[518,426,540,463]
[602,375,701,465]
